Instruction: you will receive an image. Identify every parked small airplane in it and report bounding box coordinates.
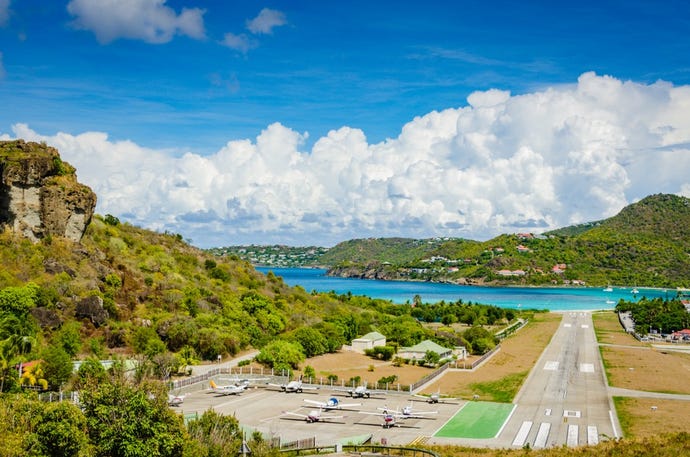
[336,383,386,398]
[358,408,401,428]
[413,390,458,404]
[304,396,361,410]
[379,403,438,418]
[168,393,185,406]
[268,376,318,393]
[281,409,345,423]
[209,379,248,395]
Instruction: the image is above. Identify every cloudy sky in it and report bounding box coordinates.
[1,1,690,248]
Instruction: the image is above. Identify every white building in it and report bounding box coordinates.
[350,331,386,353]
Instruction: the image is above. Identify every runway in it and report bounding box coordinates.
[495,311,618,448]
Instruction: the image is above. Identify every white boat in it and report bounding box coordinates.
[631,288,639,294]
[603,286,613,292]
[606,300,615,305]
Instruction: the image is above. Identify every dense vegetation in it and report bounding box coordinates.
[0,212,535,393]
[0,367,278,457]
[616,297,690,335]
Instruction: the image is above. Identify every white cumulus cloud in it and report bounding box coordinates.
[4,72,690,247]
[246,8,287,35]
[66,0,205,44]
[220,32,255,53]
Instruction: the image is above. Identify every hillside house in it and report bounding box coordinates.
[350,331,386,353]
[516,244,531,253]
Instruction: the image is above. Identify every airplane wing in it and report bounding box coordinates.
[411,410,438,416]
[334,401,362,409]
[282,410,308,419]
[304,399,362,410]
[413,393,458,403]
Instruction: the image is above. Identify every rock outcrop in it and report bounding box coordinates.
[75,296,109,327]
[0,140,96,242]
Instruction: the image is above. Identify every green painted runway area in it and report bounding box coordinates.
[434,401,515,439]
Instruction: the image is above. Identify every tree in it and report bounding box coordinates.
[423,350,441,367]
[74,357,107,389]
[255,340,305,372]
[79,377,186,457]
[0,283,39,317]
[303,365,316,381]
[32,401,91,457]
[187,409,241,457]
[41,345,73,390]
[56,322,82,358]
[288,327,327,358]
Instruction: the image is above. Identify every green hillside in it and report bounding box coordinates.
[319,237,476,265]
[324,194,690,288]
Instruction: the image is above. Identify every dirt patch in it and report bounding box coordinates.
[592,311,647,346]
[300,350,433,386]
[615,397,690,438]
[601,345,690,394]
[420,313,561,400]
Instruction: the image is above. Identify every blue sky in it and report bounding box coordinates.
[1,1,690,247]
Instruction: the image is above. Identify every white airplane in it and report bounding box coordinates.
[337,383,385,398]
[379,403,438,419]
[304,396,361,411]
[167,393,185,406]
[268,376,318,393]
[413,390,458,404]
[358,408,401,428]
[209,379,248,395]
[281,408,345,423]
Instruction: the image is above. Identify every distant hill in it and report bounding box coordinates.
[218,194,690,288]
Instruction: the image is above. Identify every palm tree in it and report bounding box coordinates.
[0,314,38,391]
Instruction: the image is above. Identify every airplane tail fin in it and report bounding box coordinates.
[210,380,217,388]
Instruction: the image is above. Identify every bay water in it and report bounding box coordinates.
[257,267,674,312]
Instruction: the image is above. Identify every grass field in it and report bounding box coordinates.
[421,312,562,402]
[591,311,647,347]
[614,397,690,438]
[591,311,690,394]
[434,401,515,439]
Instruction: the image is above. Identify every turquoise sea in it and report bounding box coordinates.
[257,267,675,312]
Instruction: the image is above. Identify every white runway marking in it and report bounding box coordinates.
[563,323,572,328]
[534,422,551,448]
[580,363,595,373]
[512,421,533,446]
[581,324,589,329]
[587,425,599,445]
[563,410,581,418]
[567,424,579,446]
[544,408,552,416]
[544,361,559,371]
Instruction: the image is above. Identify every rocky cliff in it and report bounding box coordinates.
[0,140,96,242]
